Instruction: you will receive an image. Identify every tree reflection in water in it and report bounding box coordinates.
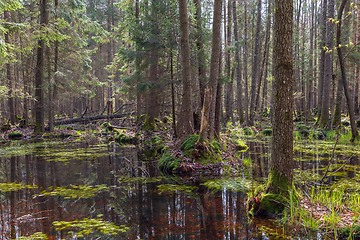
[0,139,347,239]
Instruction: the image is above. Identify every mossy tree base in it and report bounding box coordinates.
[248,169,298,216]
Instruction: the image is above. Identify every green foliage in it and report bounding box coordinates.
[233,139,248,152]
[53,217,129,238]
[17,232,48,240]
[180,134,199,151]
[242,127,253,136]
[158,152,182,173]
[38,184,108,199]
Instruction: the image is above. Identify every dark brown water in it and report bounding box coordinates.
[0,138,356,239]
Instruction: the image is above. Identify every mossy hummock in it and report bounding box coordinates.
[248,168,298,216]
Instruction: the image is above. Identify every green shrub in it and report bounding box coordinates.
[242,127,253,136]
[158,152,181,173]
[8,131,23,140]
[180,134,199,151]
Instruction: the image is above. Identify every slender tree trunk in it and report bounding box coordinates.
[199,0,222,141]
[233,0,244,123]
[4,10,15,124]
[249,0,262,125]
[47,46,54,132]
[306,0,315,122]
[194,0,206,108]
[336,0,359,141]
[243,0,249,124]
[170,50,177,137]
[34,0,48,133]
[356,0,360,115]
[225,0,233,124]
[178,0,193,135]
[319,0,334,129]
[317,0,327,124]
[255,0,271,115]
[249,0,294,215]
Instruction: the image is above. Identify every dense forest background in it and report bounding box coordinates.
[1,0,359,136]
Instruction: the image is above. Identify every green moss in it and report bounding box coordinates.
[143,114,157,131]
[8,131,23,139]
[261,129,272,136]
[248,169,298,216]
[17,232,48,240]
[38,184,108,199]
[233,139,248,151]
[53,217,129,238]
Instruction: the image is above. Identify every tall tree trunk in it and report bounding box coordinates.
[194,0,206,108]
[249,0,262,125]
[249,0,294,215]
[306,0,315,122]
[178,0,193,136]
[317,0,327,124]
[255,0,271,115]
[135,0,143,117]
[319,0,334,129]
[336,0,359,141]
[225,0,233,124]
[233,0,244,123]
[4,10,15,124]
[34,0,48,133]
[356,0,360,115]
[199,0,222,142]
[243,0,249,124]
[47,46,54,132]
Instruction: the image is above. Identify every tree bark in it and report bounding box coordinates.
[199,0,222,142]
[249,0,262,125]
[336,0,359,141]
[4,10,15,125]
[194,0,206,108]
[356,0,360,115]
[232,0,244,123]
[243,0,249,124]
[319,0,334,129]
[249,0,294,215]
[34,0,48,133]
[178,0,193,136]
[317,0,327,124]
[224,0,233,124]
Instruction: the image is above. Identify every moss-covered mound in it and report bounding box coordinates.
[158,134,245,174]
[247,169,298,216]
[8,131,23,140]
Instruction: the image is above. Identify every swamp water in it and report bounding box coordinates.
[0,138,358,239]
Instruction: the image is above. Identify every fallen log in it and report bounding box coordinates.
[53,113,132,126]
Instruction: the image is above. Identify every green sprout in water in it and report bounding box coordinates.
[53,217,129,238]
[39,184,109,199]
